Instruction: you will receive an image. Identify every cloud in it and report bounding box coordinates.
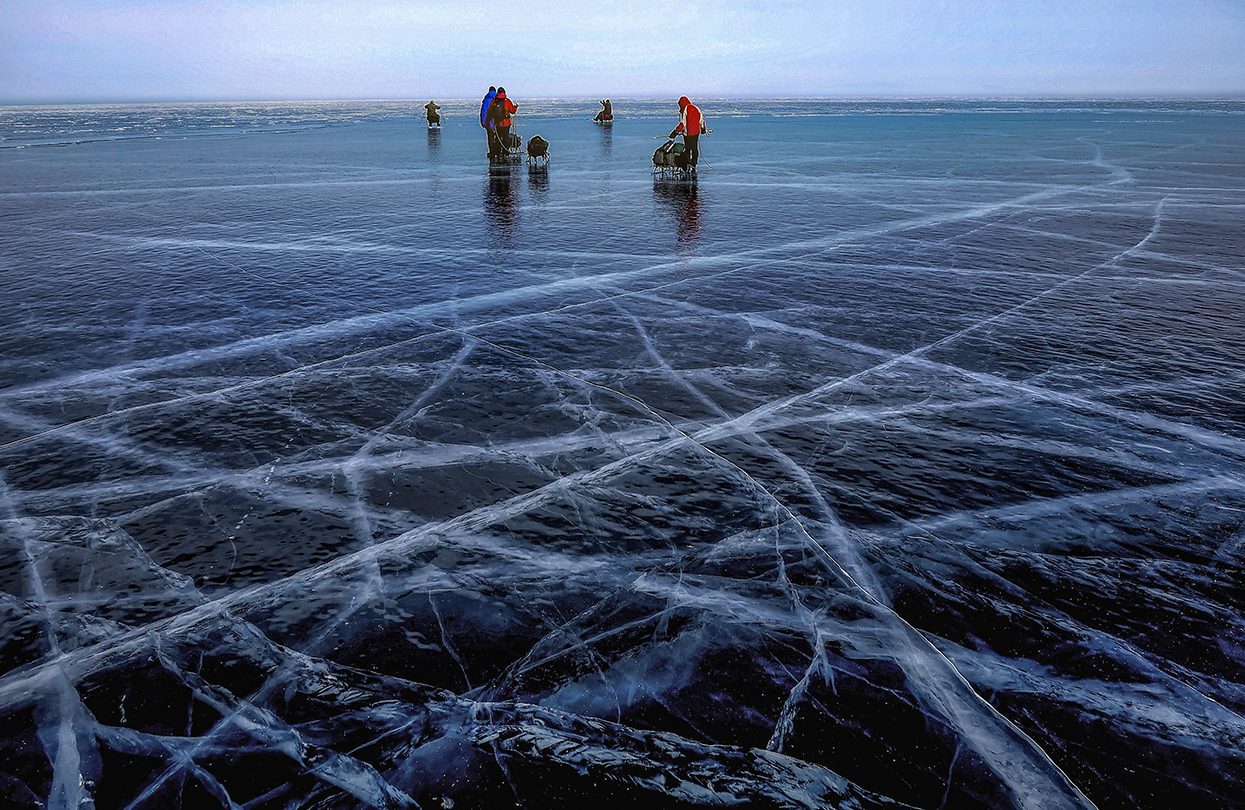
[2,0,1243,101]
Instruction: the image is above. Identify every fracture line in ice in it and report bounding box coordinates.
[1085,139,1135,186]
[937,742,963,810]
[720,253,1242,291]
[0,479,100,810]
[856,513,1245,727]
[588,198,1208,803]
[0,177,1104,450]
[341,337,477,585]
[0,181,1205,806]
[9,245,1230,726]
[0,173,488,199]
[645,274,1245,466]
[1081,369,1245,401]
[1133,249,1245,279]
[989,218,1244,276]
[0,403,424,547]
[940,639,1245,753]
[66,228,673,265]
[727,253,1245,721]
[71,534,426,808]
[486,525,805,695]
[4,313,1100,806]
[0,515,260,805]
[8,391,1069,517]
[429,592,473,691]
[617,303,887,597]
[891,418,1231,487]
[123,631,420,810]
[614,303,877,748]
[0,421,687,705]
[430,328,1098,808]
[908,476,1245,534]
[1059,613,1245,726]
[0,338,1215,701]
[765,528,833,753]
[96,720,244,809]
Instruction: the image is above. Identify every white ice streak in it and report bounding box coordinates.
[0,481,101,810]
[0,179,1106,456]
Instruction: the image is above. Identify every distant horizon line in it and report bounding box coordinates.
[3,93,1244,108]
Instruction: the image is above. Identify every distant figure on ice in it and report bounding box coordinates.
[668,96,707,171]
[480,86,498,158]
[594,99,613,122]
[424,101,441,127]
[490,87,519,157]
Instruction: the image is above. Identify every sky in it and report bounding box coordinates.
[1,0,1244,103]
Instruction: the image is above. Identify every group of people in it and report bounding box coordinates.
[429,90,707,169]
[479,86,520,159]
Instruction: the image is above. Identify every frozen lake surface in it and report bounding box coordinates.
[0,100,1243,808]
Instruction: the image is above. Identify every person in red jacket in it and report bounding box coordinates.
[491,87,519,156]
[668,96,707,170]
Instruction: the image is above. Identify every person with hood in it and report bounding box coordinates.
[491,87,519,156]
[425,100,442,126]
[480,86,498,157]
[668,96,707,170]
[594,99,613,122]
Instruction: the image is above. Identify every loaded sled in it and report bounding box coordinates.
[490,126,523,165]
[652,138,695,178]
[527,134,550,167]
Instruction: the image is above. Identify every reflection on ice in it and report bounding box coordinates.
[654,180,703,251]
[484,169,520,243]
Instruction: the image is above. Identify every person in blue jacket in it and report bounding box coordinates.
[480,86,498,158]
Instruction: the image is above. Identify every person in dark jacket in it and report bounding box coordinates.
[491,87,518,155]
[425,101,441,126]
[594,99,613,122]
[480,86,498,157]
[668,96,707,170]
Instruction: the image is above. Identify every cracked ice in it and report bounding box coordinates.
[0,100,1243,808]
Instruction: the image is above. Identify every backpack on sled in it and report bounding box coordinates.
[652,139,689,171]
